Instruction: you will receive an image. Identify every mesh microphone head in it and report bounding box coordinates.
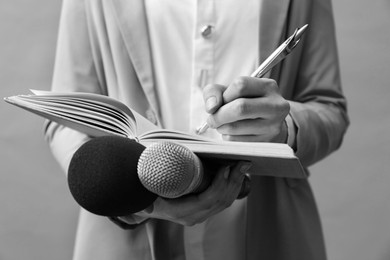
[137,142,204,198]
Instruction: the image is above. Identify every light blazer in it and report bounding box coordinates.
[45,0,349,259]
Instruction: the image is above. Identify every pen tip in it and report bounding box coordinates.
[196,123,209,135]
[295,24,309,39]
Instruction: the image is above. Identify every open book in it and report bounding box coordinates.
[4,90,306,178]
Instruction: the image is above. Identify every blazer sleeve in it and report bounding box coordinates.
[44,0,103,173]
[44,0,150,226]
[288,0,349,167]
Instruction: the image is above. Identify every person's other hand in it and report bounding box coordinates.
[203,76,290,143]
[120,161,251,226]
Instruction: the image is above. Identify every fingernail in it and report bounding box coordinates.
[206,96,217,111]
[240,162,252,173]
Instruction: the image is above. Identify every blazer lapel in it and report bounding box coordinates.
[110,0,159,112]
[259,0,291,63]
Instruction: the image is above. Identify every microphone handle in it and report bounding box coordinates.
[190,155,251,199]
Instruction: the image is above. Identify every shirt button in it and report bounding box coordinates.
[200,25,213,38]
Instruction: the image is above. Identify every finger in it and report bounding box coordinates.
[216,118,280,136]
[217,118,288,142]
[202,84,227,113]
[149,195,208,225]
[222,77,279,103]
[147,166,234,225]
[152,163,251,226]
[200,162,249,210]
[199,165,233,200]
[207,98,263,128]
[208,95,289,128]
[220,161,251,201]
[193,166,235,212]
[158,166,235,225]
[211,161,251,212]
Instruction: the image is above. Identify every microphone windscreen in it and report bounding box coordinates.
[137,142,208,198]
[68,136,157,216]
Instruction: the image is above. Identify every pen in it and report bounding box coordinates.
[196,24,308,135]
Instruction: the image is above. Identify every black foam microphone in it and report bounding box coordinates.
[68,136,157,216]
[137,141,251,199]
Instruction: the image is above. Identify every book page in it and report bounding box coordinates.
[29,90,137,137]
[30,90,160,137]
[131,110,160,135]
[5,97,121,137]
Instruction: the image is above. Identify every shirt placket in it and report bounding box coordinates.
[189,0,216,137]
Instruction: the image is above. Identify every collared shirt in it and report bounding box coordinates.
[145,1,260,259]
[145,0,260,137]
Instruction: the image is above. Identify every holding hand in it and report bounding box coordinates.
[120,161,251,226]
[203,76,290,143]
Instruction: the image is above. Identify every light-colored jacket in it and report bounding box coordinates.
[45,0,349,259]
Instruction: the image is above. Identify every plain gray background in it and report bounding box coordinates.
[1,1,389,260]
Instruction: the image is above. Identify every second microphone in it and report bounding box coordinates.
[137,141,251,199]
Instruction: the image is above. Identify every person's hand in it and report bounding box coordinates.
[203,76,290,143]
[120,161,251,226]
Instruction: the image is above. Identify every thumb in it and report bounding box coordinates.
[202,84,227,114]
